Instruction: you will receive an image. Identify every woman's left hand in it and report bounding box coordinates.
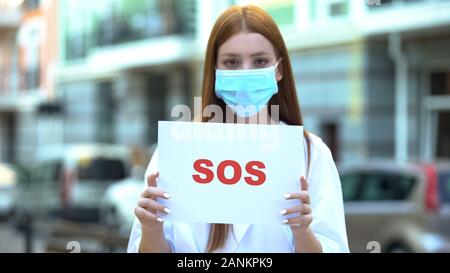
[282,176,313,234]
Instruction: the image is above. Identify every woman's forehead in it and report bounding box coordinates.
[218,32,276,57]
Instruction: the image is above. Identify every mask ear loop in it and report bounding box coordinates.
[274,58,283,82]
[274,58,283,68]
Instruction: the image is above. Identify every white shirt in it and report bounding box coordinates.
[127,131,349,253]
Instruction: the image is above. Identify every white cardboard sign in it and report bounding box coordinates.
[157,121,305,225]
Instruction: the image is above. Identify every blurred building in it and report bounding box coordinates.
[232,0,450,163]
[289,0,450,164]
[56,0,198,150]
[2,0,446,166]
[0,0,60,165]
[0,0,21,163]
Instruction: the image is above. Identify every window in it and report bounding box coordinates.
[321,122,339,161]
[266,3,295,26]
[25,66,40,90]
[97,82,114,143]
[439,172,450,203]
[329,1,348,16]
[437,112,450,158]
[77,157,127,181]
[341,173,362,201]
[375,0,392,5]
[146,74,167,145]
[23,0,40,11]
[314,0,349,22]
[359,173,416,201]
[244,0,295,26]
[64,1,91,61]
[430,72,450,95]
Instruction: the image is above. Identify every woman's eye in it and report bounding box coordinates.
[223,59,240,68]
[254,58,268,67]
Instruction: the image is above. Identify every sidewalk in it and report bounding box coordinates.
[0,221,45,253]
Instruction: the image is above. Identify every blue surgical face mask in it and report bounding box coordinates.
[215,60,280,117]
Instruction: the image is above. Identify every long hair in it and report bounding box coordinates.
[200,5,311,252]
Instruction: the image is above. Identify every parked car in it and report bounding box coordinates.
[12,143,132,229]
[99,144,156,234]
[0,163,29,219]
[340,161,450,253]
[99,166,145,235]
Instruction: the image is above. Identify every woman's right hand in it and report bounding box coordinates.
[134,171,171,230]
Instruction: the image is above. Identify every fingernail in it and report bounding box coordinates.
[163,193,171,199]
[164,208,171,214]
[284,193,291,199]
[282,219,289,224]
[157,217,164,223]
[280,209,287,215]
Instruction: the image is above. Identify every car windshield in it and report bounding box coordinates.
[439,171,450,203]
[77,157,127,181]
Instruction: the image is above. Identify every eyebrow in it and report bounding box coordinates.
[220,51,271,58]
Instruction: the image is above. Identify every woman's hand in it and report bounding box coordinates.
[134,171,171,230]
[135,172,173,252]
[282,176,322,252]
[282,176,312,232]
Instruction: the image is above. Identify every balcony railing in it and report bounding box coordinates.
[64,0,197,61]
[368,0,434,11]
[0,7,22,29]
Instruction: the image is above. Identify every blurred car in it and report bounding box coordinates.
[340,161,450,253]
[99,165,145,235]
[12,143,132,229]
[99,144,156,234]
[0,163,29,219]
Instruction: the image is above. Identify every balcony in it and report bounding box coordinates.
[359,0,450,35]
[63,0,197,62]
[0,7,22,30]
[0,88,45,111]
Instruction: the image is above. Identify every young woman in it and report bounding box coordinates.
[128,5,349,253]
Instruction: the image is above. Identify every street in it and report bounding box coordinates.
[0,221,45,253]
